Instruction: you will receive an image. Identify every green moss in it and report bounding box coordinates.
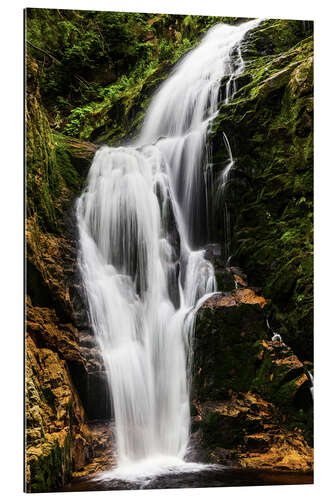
[29,433,72,493]
[26,9,250,144]
[201,405,264,452]
[26,57,88,233]
[193,302,267,401]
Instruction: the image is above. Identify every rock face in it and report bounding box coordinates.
[72,422,117,479]
[194,18,314,472]
[209,19,313,362]
[192,270,313,471]
[25,335,92,492]
[25,54,111,492]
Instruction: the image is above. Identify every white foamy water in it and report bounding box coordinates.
[216,132,235,261]
[94,456,221,486]
[77,18,262,478]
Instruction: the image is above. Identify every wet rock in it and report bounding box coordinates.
[72,421,117,479]
[193,286,268,401]
[202,288,267,310]
[25,335,93,492]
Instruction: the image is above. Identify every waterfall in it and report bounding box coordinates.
[77,18,262,476]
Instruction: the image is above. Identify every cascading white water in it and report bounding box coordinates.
[308,371,314,400]
[77,18,262,477]
[216,132,235,261]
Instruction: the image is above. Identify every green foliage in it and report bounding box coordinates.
[26,9,153,109]
[26,57,84,232]
[26,9,245,141]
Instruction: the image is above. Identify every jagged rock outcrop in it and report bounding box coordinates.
[197,392,313,471]
[72,422,117,479]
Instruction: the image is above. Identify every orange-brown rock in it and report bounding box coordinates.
[26,297,83,364]
[26,216,75,314]
[198,392,313,472]
[202,288,267,309]
[25,335,92,492]
[72,422,117,479]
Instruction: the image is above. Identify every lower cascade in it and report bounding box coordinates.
[77,19,262,475]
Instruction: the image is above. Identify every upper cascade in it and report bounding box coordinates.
[139,19,262,144]
[138,18,262,247]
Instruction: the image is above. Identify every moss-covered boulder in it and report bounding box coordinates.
[192,285,313,463]
[193,288,267,401]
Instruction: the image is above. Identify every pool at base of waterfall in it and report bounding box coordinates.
[59,465,313,492]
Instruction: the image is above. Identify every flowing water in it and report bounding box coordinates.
[216,132,235,262]
[77,18,263,480]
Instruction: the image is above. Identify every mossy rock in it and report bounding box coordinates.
[28,434,72,493]
[203,411,257,449]
[193,301,267,400]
